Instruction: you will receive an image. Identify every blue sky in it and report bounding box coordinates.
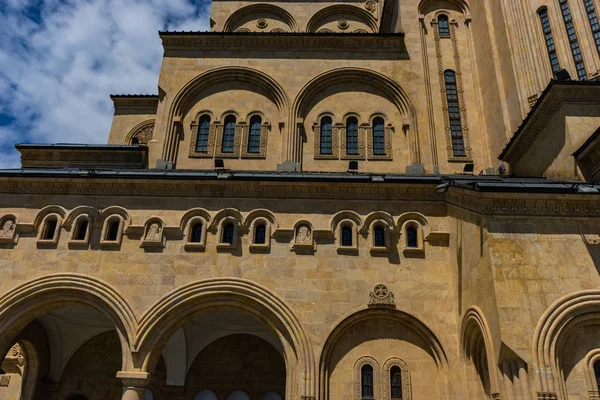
[0,0,211,168]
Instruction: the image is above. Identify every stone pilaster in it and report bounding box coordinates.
[117,371,151,400]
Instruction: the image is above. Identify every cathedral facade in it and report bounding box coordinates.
[1,0,600,399]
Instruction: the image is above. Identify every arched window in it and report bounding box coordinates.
[406,226,418,248]
[320,116,333,155]
[584,0,600,55]
[248,115,262,153]
[539,9,561,73]
[373,117,385,155]
[346,117,359,155]
[194,390,218,400]
[374,226,386,247]
[222,115,237,153]
[105,219,120,241]
[255,223,267,244]
[42,217,58,240]
[196,115,211,153]
[341,226,353,246]
[438,15,450,37]
[559,0,587,80]
[595,360,600,391]
[361,364,374,399]
[391,366,402,399]
[222,223,235,244]
[444,70,466,157]
[73,218,88,241]
[191,222,203,243]
[227,391,250,400]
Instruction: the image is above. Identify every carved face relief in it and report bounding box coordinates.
[0,218,15,238]
[295,224,312,244]
[146,223,162,241]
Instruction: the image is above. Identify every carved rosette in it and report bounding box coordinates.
[131,124,154,145]
[368,284,395,307]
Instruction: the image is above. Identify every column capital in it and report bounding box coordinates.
[116,371,151,387]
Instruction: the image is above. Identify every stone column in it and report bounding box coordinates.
[117,371,151,400]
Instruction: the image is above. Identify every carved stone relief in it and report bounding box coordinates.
[145,223,162,242]
[131,124,154,145]
[0,218,16,239]
[0,376,10,387]
[295,224,313,245]
[368,284,395,307]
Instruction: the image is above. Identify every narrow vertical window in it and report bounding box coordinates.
[341,226,353,246]
[559,0,587,79]
[255,224,266,244]
[374,226,386,247]
[74,219,88,241]
[444,70,466,157]
[373,117,385,155]
[320,117,333,155]
[191,222,203,243]
[361,364,374,399]
[223,223,235,244]
[595,360,600,391]
[584,0,600,54]
[346,117,359,155]
[43,218,57,240]
[196,115,211,153]
[248,115,262,153]
[106,219,120,241]
[222,115,236,153]
[438,15,450,37]
[539,9,562,73]
[391,366,402,399]
[406,226,418,248]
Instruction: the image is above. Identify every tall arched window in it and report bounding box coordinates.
[438,15,450,37]
[255,223,266,244]
[584,0,600,54]
[373,117,385,155]
[43,217,58,240]
[361,364,374,399]
[191,222,203,243]
[374,226,386,248]
[391,366,402,399]
[196,115,211,152]
[406,226,418,248]
[559,0,587,80]
[223,223,235,244]
[539,9,561,73]
[73,218,88,241]
[320,116,333,155]
[341,226,353,246]
[106,219,120,241]
[248,115,262,153]
[444,70,466,157]
[222,115,237,153]
[346,117,359,155]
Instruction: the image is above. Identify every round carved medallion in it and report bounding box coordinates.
[373,284,389,299]
[256,19,268,29]
[365,0,377,13]
[337,19,349,30]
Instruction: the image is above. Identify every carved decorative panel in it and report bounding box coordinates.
[354,357,381,400]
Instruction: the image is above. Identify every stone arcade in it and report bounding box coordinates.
[1,0,600,399]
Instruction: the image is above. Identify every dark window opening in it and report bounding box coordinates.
[74,219,88,241]
[374,226,386,247]
[438,15,450,37]
[106,220,120,241]
[361,364,374,399]
[341,226,353,246]
[406,226,418,248]
[223,223,235,244]
[43,218,57,240]
[248,115,262,153]
[222,115,236,153]
[191,222,203,243]
[320,117,333,155]
[391,366,402,399]
[595,360,600,391]
[255,224,267,244]
[346,117,359,155]
[131,137,139,145]
[373,117,385,155]
[196,115,211,153]
[444,70,466,157]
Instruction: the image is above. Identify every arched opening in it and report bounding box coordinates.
[42,216,58,240]
[341,226,353,247]
[406,226,418,248]
[105,218,120,241]
[248,115,262,154]
[390,365,402,399]
[254,223,267,244]
[361,364,374,399]
[191,222,203,243]
[222,223,235,244]
[373,226,386,247]
[73,218,89,241]
[227,391,250,400]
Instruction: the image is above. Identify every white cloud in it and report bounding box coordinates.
[0,0,211,168]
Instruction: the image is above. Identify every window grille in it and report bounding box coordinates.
[196,115,211,152]
[539,9,562,73]
[248,115,262,153]
[559,0,587,79]
[444,70,466,157]
[438,15,450,37]
[373,117,385,155]
[584,0,600,54]
[320,117,333,155]
[222,116,236,153]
